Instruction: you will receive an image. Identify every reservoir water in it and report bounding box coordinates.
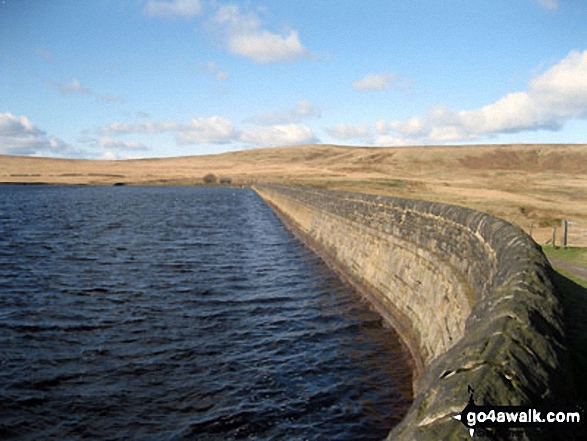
[0,186,411,440]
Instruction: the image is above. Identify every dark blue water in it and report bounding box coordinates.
[0,186,411,440]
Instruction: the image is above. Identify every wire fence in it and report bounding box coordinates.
[530,220,587,247]
[563,220,587,247]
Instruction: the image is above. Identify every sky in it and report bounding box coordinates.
[1,0,587,159]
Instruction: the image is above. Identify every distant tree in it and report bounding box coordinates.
[203,173,217,184]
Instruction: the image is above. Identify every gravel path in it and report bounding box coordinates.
[549,259,587,282]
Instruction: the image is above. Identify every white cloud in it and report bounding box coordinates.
[46,78,122,104]
[228,30,307,64]
[197,60,228,81]
[0,112,71,156]
[35,47,52,62]
[98,137,149,151]
[98,151,143,160]
[211,4,308,63]
[387,49,587,143]
[248,100,321,125]
[375,135,421,147]
[99,115,316,148]
[535,0,559,11]
[177,116,236,144]
[0,113,41,137]
[239,124,316,146]
[143,0,202,18]
[352,72,412,91]
[47,78,90,95]
[99,121,181,135]
[99,151,124,160]
[325,123,374,143]
[375,120,390,135]
[97,94,124,103]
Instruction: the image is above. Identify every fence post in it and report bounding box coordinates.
[562,220,568,247]
[551,227,556,247]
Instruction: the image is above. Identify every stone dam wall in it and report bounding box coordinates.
[253,184,568,440]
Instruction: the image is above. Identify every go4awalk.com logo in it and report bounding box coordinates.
[452,386,585,438]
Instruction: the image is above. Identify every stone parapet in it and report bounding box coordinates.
[253,184,567,440]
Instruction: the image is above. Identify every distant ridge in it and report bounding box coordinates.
[2,143,586,243]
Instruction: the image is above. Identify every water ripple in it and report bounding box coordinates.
[0,186,411,440]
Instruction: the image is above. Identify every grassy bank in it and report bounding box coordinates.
[542,246,587,288]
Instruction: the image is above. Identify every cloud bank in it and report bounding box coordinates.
[240,124,316,146]
[325,123,374,144]
[374,49,587,144]
[99,111,318,148]
[98,137,149,151]
[177,116,236,144]
[0,112,71,156]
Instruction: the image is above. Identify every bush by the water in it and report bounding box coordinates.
[203,173,217,184]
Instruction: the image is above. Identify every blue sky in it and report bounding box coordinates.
[1,0,586,159]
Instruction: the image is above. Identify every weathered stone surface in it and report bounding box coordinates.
[253,184,568,441]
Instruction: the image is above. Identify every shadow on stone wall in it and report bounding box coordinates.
[552,272,587,402]
[253,184,578,441]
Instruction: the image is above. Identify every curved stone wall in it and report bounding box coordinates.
[253,184,567,440]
